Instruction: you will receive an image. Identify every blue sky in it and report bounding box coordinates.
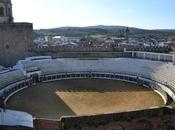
[13,0,175,29]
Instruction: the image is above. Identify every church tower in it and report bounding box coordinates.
[0,0,13,23]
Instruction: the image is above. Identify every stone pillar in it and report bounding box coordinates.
[173,55,175,65]
[158,54,161,61]
[132,51,135,58]
[143,52,146,59]
[123,48,127,52]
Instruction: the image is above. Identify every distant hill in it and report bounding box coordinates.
[34,25,175,39]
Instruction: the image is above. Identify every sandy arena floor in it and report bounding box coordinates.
[7,79,164,119]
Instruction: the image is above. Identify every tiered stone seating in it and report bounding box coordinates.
[17,58,175,90]
[0,69,26,89]
[0,65,4,71]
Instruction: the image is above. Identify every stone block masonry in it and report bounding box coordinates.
[0,22,33,67]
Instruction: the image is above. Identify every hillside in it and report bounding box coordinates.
[34,25,175,39]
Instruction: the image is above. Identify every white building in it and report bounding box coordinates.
[52,36,80,43]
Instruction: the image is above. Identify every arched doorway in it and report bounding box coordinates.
[0,7,4,16]
[31,74,40,83]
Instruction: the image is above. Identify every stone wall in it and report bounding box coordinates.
[30,45,171,53]
[61,107,175,130]
[0,22,33,67]
[2,107,175,130]
[28,52,133,59]
[29,46,171,59]
[34,119,61,130]
[0,126,33,130]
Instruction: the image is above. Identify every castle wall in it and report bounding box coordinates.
[0,22,33,67]
[61,107,175,130]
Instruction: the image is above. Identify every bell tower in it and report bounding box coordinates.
[0,0,13,23]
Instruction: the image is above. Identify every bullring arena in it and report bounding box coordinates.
[7,79,164,119]
[1,51,175,130]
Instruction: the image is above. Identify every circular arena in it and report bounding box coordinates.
[1,52,175,128]
[7,79,164,119]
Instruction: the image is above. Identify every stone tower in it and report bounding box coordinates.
[0,0,13,23]
[0,0,33,67]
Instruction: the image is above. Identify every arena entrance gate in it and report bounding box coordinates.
[31,74,40,83]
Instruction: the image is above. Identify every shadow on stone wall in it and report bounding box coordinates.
[61,107,175,130]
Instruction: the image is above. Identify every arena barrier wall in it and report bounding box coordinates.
[0,78,31,104]
[1,71,175,128]
[1,71,174,106]
[39,72,174,105]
